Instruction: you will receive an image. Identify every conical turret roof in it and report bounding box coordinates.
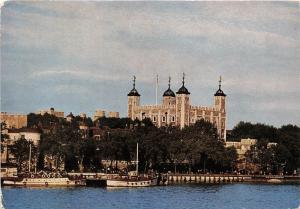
[176,73,190,94]
[128,76,140,96]
[163,77,175,97]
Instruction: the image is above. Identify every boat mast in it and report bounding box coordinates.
[136,143,139,175]
[28,143,32,173]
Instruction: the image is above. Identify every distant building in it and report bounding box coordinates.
[93,109,105,121]
[7,128,41,145]
[88,127,105,140]
[36,107,64,118]
[108,111,119,118]
[267,142,278,148]
[93,110,120,120]
[225,138,278,160]
[1,128,41,164]
[80,112,87,118]
[0,112,27,129]
[66,112,75,122]
[225,138,257,160]
[127,74,227,139]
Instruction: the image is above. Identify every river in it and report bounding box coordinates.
[2,183,300,209]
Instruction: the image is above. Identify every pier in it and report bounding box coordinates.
[163,174,300,185]
[164,174,248,184]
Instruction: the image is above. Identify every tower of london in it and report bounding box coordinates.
[127,74,227,140]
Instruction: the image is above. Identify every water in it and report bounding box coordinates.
[2,184,300,209]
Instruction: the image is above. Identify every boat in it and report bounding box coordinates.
[267,178,282,183]
[2,172,85,187]
[106,175,157,187]
[2,177,84,187]
[2,142,85,187]
[106,143,157,187]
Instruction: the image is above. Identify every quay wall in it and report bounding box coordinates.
[162,174,300,185]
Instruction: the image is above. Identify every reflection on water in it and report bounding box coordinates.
[2,183,300,209]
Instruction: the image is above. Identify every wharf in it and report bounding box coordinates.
[164,174,300,185]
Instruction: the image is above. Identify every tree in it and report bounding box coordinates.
[1,122,9,153]
[27,113,60,128]
[223,147,238,171]
[10,138,37,172]
[231,122,300,174]
[94,117,133,129]
[39,124,83,172]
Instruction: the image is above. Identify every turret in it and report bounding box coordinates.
[127,76,140,120]
[176,73,190,129]
[214,76,226,111]
[163,76,176,106]
[214,76,226,140]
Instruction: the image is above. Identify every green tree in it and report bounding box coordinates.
[10,138,37,172]
[1,122,9,153]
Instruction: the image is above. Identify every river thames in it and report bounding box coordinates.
[2,183,300,209]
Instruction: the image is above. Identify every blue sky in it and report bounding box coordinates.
[1,1,299,129]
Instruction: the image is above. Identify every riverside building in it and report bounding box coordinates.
[127,74,227,140]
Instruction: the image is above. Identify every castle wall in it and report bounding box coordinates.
[1,112,27,129]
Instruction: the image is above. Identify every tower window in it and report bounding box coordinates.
[153,116,156,122]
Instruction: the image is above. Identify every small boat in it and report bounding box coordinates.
[2,172,85,187]
[267,178,282,183]
[106,143,157,187]
[106,174,157,187]
[2,176,85,187]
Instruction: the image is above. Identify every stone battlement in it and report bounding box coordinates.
[137,105,176,110]
[191,106,217,111]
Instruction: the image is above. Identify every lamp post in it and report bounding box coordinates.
[96,147,100,172]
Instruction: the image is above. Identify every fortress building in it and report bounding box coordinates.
[127,74,227,140]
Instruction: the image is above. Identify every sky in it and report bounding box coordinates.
[1,1,300,129]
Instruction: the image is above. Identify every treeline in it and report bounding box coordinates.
[12,114,237,173]
[6,113,299,174]
[230,122,300,174]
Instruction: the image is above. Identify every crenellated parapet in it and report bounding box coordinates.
[136,105,176,110]
[191,106,218,111]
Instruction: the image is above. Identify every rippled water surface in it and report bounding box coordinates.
[2,184,300,209]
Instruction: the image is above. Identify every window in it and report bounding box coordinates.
[162,116,166,122]
[172,116,175,122]
[153,116,156,122]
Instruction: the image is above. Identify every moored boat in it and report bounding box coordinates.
[2,172,85,187]
[106,143,157,187]
[3,177,85,187]
[106,174,157,187]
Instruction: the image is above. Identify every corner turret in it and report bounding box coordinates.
[127,76,140,119]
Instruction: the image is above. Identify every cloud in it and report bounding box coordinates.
[1,1,300,128]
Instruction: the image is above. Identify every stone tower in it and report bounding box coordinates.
[176,73,190,129]
[127,76,140,119]
[162,76,176,106]
[214,76,226,140]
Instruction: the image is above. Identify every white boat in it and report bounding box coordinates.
[2,176,85,187]
[106,143,157,187]
[106,175,157,187]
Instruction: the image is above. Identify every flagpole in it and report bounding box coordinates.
[136,143,139,175]
[155,75,158,105]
